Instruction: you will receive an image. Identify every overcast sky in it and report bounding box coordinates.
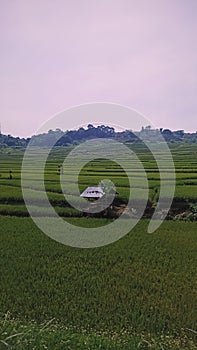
[0,0,197,137]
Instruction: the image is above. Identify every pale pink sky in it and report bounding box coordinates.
[0,0,197,137]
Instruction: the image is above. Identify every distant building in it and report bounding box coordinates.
[80,186,105,200]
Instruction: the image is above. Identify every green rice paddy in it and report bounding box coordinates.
[0,143,196,349]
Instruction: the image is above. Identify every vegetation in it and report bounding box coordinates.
[0,142,196,349]
[0,143,196,219]
[1,315,196,350]
[0,218,196,349]
[0,124,196,148]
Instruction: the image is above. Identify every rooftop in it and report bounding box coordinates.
[80,186,105,199]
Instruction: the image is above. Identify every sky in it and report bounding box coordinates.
[0,0,197,137]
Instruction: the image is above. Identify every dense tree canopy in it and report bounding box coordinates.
[0,124,196,148]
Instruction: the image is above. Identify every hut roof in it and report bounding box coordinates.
[80,186,105,199]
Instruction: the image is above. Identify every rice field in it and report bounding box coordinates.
[0,143,196,349]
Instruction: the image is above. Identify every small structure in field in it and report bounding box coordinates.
[80,186,105,200]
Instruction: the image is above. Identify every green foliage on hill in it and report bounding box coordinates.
[0,124,196,148]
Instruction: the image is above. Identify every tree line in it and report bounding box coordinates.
[0,124,196,147]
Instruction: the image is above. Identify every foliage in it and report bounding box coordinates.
[0,142,196,349]
[0,125,197,148]
[0,314,196,350]
[0,217,196,335]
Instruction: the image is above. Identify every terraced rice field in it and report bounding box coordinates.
[0,143,196,217]
[0,143,196,349]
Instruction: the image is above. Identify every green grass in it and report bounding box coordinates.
[0,217,196,334]
[174,185,197,200]
[1,315,196,350]
[0,143,196,349]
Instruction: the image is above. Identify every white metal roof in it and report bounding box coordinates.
[80,186,105,198]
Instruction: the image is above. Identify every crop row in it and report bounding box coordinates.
[0,217,196,335]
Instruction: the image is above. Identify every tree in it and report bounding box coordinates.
[87,124,94,129]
